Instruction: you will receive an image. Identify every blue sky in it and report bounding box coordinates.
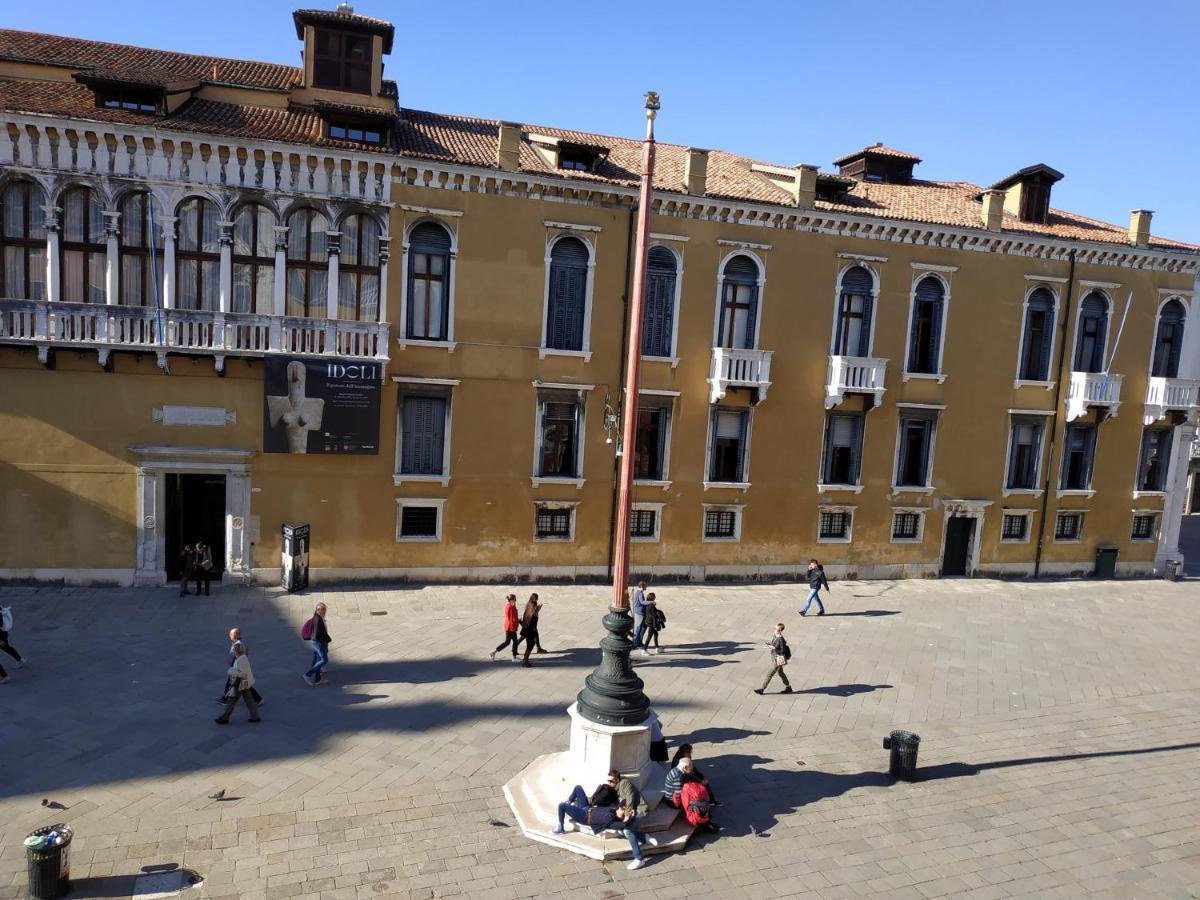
[9,0,1198,243]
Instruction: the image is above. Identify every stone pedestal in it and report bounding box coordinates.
[567,702,655,792]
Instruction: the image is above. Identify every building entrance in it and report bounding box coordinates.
[165,473,226,581]
[941,516,975,577]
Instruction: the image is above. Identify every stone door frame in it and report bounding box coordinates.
[938,499,992,578]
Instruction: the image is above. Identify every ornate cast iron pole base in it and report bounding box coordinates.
[576,605,650,727]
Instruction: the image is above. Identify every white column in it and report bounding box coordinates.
[103,211,120,305]
[377,235,390,324]
[159,216,177,309]
[217,221,233,314]
[226,472,251,581]
[325,230,341,321]
[272,225,288,317]
[42,205,61,303]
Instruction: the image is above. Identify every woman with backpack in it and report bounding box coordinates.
[0,604,26,684]
[518,595,542,668]
[639,592,663,655]
[753,622,793,695]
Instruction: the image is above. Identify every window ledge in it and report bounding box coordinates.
[532,477,586,489]
[539,347,593,363]
[818,483,864,494]
[891,484,934,494]
[703,481,750,492]
[397,535,441,543]
[1052,537,1084,544]
[635,479,672,491]
[1013,379,1056,390]
[1002,488,1044,498]
[393,474,451,487]
[1000,537,1032,545]
[533,536,575,543]
[702,535,741,543]
[817,536,852,544]
[1056,489,1095,500]
[631,535,661,543]
[644,355,680,369]
[902,372,947,384]
[1132,491,1166,500]
[397,337,457,353]
[889,537,922,544]
[1130,537,1157,543]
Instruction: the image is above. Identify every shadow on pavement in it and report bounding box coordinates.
[796,683,893,697]
[672,727,771,746]
[814,610,901,617]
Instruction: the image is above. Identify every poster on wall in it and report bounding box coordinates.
[263,357,381,454]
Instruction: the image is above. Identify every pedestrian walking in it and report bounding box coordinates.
[215,643,261,724]
[639,592,663,655]
[490,594,521,663]
[193,541,214,596]
[515,592,547,654]
[519,595,542,668]
[800,558,829,616]
[631,581,649,647]
[302,602,331,685]
[753,622,793,695]
[179,544,197,596]
[219,628,263,705]
[0,604,27,684]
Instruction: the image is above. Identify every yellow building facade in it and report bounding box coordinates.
[1,9,1197,586]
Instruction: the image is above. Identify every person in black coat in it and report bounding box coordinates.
[800,559,829,616]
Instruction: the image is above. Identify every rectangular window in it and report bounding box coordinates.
[313,29,371,93]
[399,506,438,539]
[631,508,658,540]
[399,394,447,476]
[1054,512,1083,541]
[703,509,738,539]
[819,510,851,541]
[1131,514,1158,542]
[634,402,671,481]
[1060,425,1097,491]
[327,121,386,144]
[895,415,934,487]
[1007,418,1045,490]
[1136,428,1173,492]
[708,408,748,483]
[823,414,863,485]
[535,506,573,540]
[891,512,921,541]
[1001,513,1030,542]
[538,396,581,478]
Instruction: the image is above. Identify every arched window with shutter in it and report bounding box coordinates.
[1019,287,1056,381]
[1151,299,1186,379]
[118,192,163,306]
[285,207,329,318]
[60,186,106,303]
[1074,292,1109,373]
[643,245,677,358]
[338,213,381,321]
[717,254,759,350]
[0,180,47,300]
[833,266,874,357]
[907,275,945,374]
[406,221,452,339]
[545,236,589,352]
[176,197,220,311]
[231,203,275,315]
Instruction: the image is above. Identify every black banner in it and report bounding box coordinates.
[264,357,381,454]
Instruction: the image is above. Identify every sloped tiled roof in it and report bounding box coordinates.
[833,143,922,164]
[293,8,395,53]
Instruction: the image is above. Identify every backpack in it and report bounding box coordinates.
[680,780,713,828]
[653,608,666,630]
[0,606,12,632]
[781,639,792,661]
[300,617,314,641]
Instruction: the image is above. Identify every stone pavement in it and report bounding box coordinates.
[1,576,1199,900]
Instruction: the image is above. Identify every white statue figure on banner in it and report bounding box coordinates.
[267,361,324,453]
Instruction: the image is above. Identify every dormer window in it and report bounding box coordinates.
[834,143,921,185]
[558,142,607,173]
[327,120,383,143]
[987,164,1064,225]
[314,29,371,93]
[100,93,158,113]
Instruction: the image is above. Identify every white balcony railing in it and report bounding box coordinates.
[708,347,773,404]
[1065,371,1123,422]
[0,299,389,370]
[825,355,888,409]
[1143,376,1200,425]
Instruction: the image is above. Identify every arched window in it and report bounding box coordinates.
[1074,291,1109,373]
[176,197,220,311]
[833,266,873,357]
[406,221,452,339]
[232,203,275,315]
[285,208,329,318]
[338,214,381,321]
[0,180,47,300]
[907,275,945,374]
[643,246,677,358]
[1019,287,1055,381]
[545,236,589,351]
[717,254,759,350]
[118,192,163,306]
[1151,299,1186,379]
[60,186,106,303]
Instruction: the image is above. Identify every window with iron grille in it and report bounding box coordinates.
[1054,512,1083,541]
[703,509,737,539]
[535,507,573,540]
[1131,514,1157,542]
[891,512,920,541]
[399,506,439,539]
[819,510,851,540]
[630,509,657,539]
[1001,513,1030,542]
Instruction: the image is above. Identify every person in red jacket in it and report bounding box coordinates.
[490,594,521,663]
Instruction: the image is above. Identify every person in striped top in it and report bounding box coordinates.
[662,757,693,808]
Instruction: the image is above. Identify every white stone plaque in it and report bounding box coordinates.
[153,405,236,427]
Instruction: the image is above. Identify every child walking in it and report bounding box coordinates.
[490,594,521,663]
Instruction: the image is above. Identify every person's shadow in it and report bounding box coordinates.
[796,683,892,697]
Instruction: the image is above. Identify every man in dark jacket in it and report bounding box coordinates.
[303,602,331,685]
[800,559,829,616]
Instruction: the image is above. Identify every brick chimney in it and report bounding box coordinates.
[497,122,521,172]
[684,148,708,196]
[981,189,1005,232]
[1129,209,1153,248]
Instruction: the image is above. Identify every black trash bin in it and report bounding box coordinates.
[883,730,920,781]
[25,824,72,899]
[1094,545,1118,579]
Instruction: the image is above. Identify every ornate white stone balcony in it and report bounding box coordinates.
[1143,376,1199,425]
[825,355,887,409]
[1065,371,1123,422]
[708,347,773,404]
[0,299,389,371]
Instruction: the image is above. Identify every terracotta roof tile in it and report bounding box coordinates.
[833,143,922,164]
[292,8,395,53]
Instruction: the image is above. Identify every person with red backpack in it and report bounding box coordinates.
[302,602,331,685]
[680,776,719,834]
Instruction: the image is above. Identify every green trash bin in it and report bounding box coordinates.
[1094,545,1118,579]
[25,824,72,899]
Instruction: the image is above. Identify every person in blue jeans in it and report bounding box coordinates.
[551,771,647,870]
[303,603,331,685]
[800,559,829,616]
